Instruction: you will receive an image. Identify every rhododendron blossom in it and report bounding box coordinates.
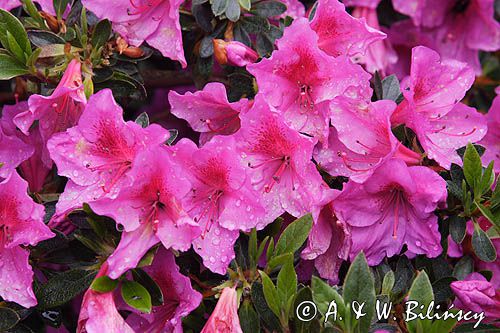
[90,146,200,278]
[480,94,500,172]
[0,0,56,13]
[302,190,351,284]
[77,263,135,333]
[169,82,251,144]
[247,17,371,142]
[175,135,265,274]
[82,0,186,67]
[15,59,86,168]
[315,98,421,183]
[0,172,54,307]
[310,0,385,58]
[235,96,326,219]
[0,124,33,182]
[48,89,170,220]
[1,102,50,191]
[451,273,500,320]
[201,287,243,333]
[334,159,447,265]
[125,249,202,332]
[392,46,486,168]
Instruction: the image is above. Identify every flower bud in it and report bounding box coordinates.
[213,39,259,67]
[40,12,60,33]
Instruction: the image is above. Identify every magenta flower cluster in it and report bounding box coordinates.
[0,0,498,331]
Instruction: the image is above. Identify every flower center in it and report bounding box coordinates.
[127,0,164,18]
[202,112,240,134]
[298,84,314,112]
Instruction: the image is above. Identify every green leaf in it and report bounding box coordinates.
[343,252,375,333]
[90,276,119,293]
[449,216,467,244]
[251,1,287,17]
[225,0,241,22]
[407,271,434,333]
[28,30,65,47]
[0,53,29,79]
[381,271,395,295]
[212,0,229,16]
[53,0,71,20]
[463,143,483,193]
[267,253,293,271]
[121,280,152,313]
[277,262,297,312]
[479,161,495,195]
[381,74,402,102]
[475,202,498,230]
[274,213,313,257]
[251,282,282,332]
[266,237,274,263]
[6,30,26,62]
[259,270,280,317]
[132,268,164,306]
[35,269,97,309]
[0,307,20,331]
[293,286,320,333]
[166,129,178,145]
[92,19,112,49]
[239,299,260,333]
[0,9,32,62]
[452,255,474,280]
[22,0,46,27]
[311,276,346,320]
[472,223,497,262]
[238,0,251,10]
[135,112,150,128]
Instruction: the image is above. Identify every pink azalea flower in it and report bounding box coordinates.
[334,159,447,265]
[234,96,326,220]
[278,0,305,19]
[247,18,371,142]
[1,102,50,192]
[90,146,200,279]
[47,89,170,220]
[77,263,135,333]
[343,0,381,7]
[201,287,243,333]
[168,82,251,144]
[310,0,385,58]
[0,123,33,182]
[126,248,202,332]
[213,40,259,67]
[392,0,451,28]
[393,0,500,74]
[0,0,55,14]
[315,97,421,183]
[174,135,265,274]
[392,46,486,169]
[14,59,86,168]
[302,190,351,284]
[350,6,398,75]
[480,95,500,172]
[0,172,54,307]
[451,273,500,319]
[81,0,186,67]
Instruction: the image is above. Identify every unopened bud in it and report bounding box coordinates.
[213,39,259,67]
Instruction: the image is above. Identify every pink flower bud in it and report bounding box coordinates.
[201,287,243,333]
[213,39,259,67]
